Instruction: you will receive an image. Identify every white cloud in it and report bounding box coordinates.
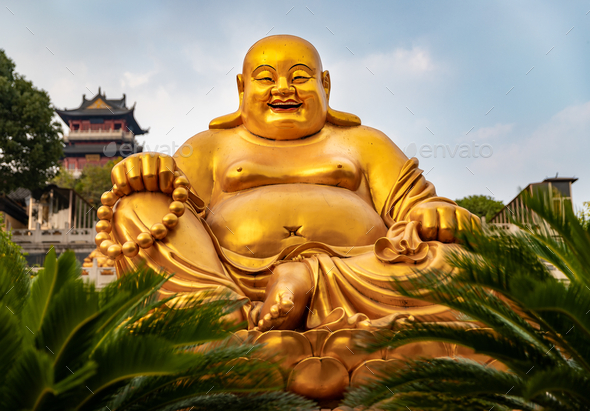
[121,71,156,88]
[515,101,590,163]
[473,123,514,140]
[363,46,437,77]
[473,101,590,205]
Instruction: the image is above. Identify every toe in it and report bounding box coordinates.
[279,297,294,315]
[270,304,280,318]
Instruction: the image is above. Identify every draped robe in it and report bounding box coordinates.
[112,157,459,330]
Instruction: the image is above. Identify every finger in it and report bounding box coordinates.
[257,319,265,330]
[112,184,126,198]
[158,155,176,194]
[437,206,457,243]
[125,155,144,192]
[455,207,472,241]
[111,162,132,195]
[412,207,438,241]
[141,153,159,191]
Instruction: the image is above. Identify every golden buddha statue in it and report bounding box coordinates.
[96,35,481,400]
[101,34,477,330]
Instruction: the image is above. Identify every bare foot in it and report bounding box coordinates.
[255,262,312,331]
[257,290,295,331]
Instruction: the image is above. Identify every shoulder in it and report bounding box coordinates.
[329,124,407,166]
[174,128,240,162]
[328,123,401,148]
[176,128,225,154]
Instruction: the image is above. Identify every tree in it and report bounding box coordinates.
[455,194,504,222]
[0,49,63,194]
[0,240,314,410]
[51,166,79,190]
[52,158,121,206]
[577,201,590,230]
[344,189,590,410]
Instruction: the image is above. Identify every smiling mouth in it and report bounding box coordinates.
[268,100,302,112]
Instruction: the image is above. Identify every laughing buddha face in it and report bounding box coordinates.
[239,35,331,140]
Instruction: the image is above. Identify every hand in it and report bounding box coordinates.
[408,201,480,243]
[110,153,187,196]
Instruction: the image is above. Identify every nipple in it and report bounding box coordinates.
[337,164,342,168]
[237,167,243,172]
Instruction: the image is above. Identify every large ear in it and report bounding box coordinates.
[322,70,331,101]
[209,74,244,129]
[323,70,361,127]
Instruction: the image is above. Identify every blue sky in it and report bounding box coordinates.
[2,0,589,209]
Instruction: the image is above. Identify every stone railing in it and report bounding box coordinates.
[31,258,117,289]
[11,228,95,244]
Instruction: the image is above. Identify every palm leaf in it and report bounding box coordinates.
[21,250,80,342]
[523,366,590,407]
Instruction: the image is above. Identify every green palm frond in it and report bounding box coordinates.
[368,323,557,374]
[107,345,289,410]
[0,256,30,314]
[152,391,316,411]
[2,348,55,410]
[346,187,590,410]
[0,307,21,380]
[128,292,244,347]
[343,358,523,407]
[0,237,311,411]
[92,268,172,352]
[523,365,590,406]
[20,250,80,343]
[518,189,590,286]
[37,280,101,373]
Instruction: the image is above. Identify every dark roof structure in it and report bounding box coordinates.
[0,194,28,225]
[489,176,577,224]
[55,87,149,135]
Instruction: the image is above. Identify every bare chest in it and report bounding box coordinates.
[216,144,363,193]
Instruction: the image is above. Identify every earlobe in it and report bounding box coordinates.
[327,107,361,127]
[322,70,361,127]
[322,71,331,101]
[237,73,244,95]
[209,74,245,129]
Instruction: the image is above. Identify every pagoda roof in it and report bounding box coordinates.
[55,87,149,135]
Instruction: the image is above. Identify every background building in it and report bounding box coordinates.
[5,185,96,266]
[56,88,147,176]
[488,176,578,281]
[489,176,577,227]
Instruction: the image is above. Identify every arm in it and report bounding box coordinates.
[357,127,478,243]
[172,129,218,208]
[109,130,218,211]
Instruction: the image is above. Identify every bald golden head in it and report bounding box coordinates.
[209,35,360,135]
[240,35,329,140]
[242,35,324,74]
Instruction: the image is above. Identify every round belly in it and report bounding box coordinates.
[206,184,388,258]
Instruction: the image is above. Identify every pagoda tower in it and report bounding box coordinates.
[56,88,147,176]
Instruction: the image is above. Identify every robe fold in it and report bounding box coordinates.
[113,157,458,330]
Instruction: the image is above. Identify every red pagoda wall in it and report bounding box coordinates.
[63,156,114,171]
[69,119,127,131]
